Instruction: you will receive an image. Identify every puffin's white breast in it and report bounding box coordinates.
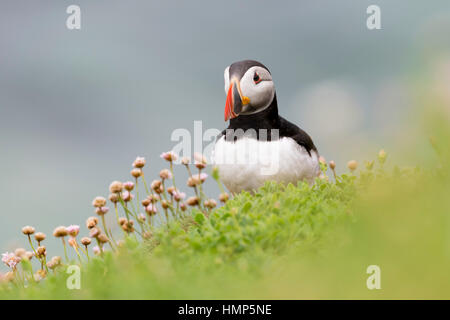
[212,136,320,194]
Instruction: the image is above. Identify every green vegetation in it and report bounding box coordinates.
[1,105,449,300]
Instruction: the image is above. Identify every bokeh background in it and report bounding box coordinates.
[1,0,450,265]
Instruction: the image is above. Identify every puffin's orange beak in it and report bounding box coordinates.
[224,80,250,121]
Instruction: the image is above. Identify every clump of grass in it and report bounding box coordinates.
[0,150,231,286]
[0,144,382,294]
[1,126,448,299]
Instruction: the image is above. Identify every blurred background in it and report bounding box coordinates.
[1,0,450,266]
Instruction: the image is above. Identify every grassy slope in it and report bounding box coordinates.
[1,106,450,299]
[2,160,449,299]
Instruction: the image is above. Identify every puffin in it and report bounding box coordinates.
[213,60,320,194]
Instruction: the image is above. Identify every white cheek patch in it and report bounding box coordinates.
[240,66,274,112]
[224,66,230,94]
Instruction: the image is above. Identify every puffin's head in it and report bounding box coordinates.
[223,60,275,121]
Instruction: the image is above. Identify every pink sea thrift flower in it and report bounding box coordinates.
[95,206,110,215]
[133,157,146,168]
[123,181,135,191]
[173,190,186,202]
[159,169,172,180]
[160,151,178,162]
[66,225,80,237]
[68,237,78,247]
[181,157,190,165]
[194,152,207,165]
[92,246,101,255]
[122,191,134,202]
[193,173,208,183]
[2,252,21,269]
[145,204,158,214]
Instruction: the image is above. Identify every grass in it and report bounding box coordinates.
[1,106,449,299]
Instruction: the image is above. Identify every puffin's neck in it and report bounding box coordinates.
[228,94,280,131]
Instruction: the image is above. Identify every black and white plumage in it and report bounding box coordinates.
[212,60,320,194]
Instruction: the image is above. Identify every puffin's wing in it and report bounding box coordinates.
[278,116,317,155]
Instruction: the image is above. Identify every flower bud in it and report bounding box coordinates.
[53,226,68,238]
[160,151,177,162]
[92,246,101,255]
[167,186,175,195]
[161,200,170,209]
[173,191,186,202]
[92,196,106,208]
[47,257,60,270]
[142,198,151,207]
[186,196,199,206]
[66,225,80,237]
[86,217,98,229]
[133,156,146,168]
[347,160,358,172]
[1,253,21,269]
[131,168,142,178]
[109,193,119,203]
[219,193,229,203]
[22,226,35,236]
[181,157,190,165]
[159,169,172,180]
[109,181,123,194]
[68,237,77,247]
[194,152,207,169]
[155,185,164,194]
[89,227,101,238]
[81,237,92,246]
[148,194,160,203]
[145,204,157,215]
[14,248,26,258]
[151,180,162,191]
[118,217,127,225]
[187,176,200,187]
[24,251,34,260]
[34,270,47,282]
[37,246,46,257]
[138,213,146,222]
[204,199,217,209]
[34,232,46,243]
[329,161,336,170]
[195,162,206,170]
[97,233,109,244]
[189,173,208,185]
[123,181,135,191]
[51,256,61,265]
[319,156,327,166]
[96,206,109,215]
[122,191,133,202]
[121,220,134,233]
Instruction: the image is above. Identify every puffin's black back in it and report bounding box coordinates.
[219,93,317,155]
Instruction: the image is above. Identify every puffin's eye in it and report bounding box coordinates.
[253,72,261,84]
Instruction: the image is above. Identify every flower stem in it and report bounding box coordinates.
[61,237,69,262]
[141,172,150,195]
